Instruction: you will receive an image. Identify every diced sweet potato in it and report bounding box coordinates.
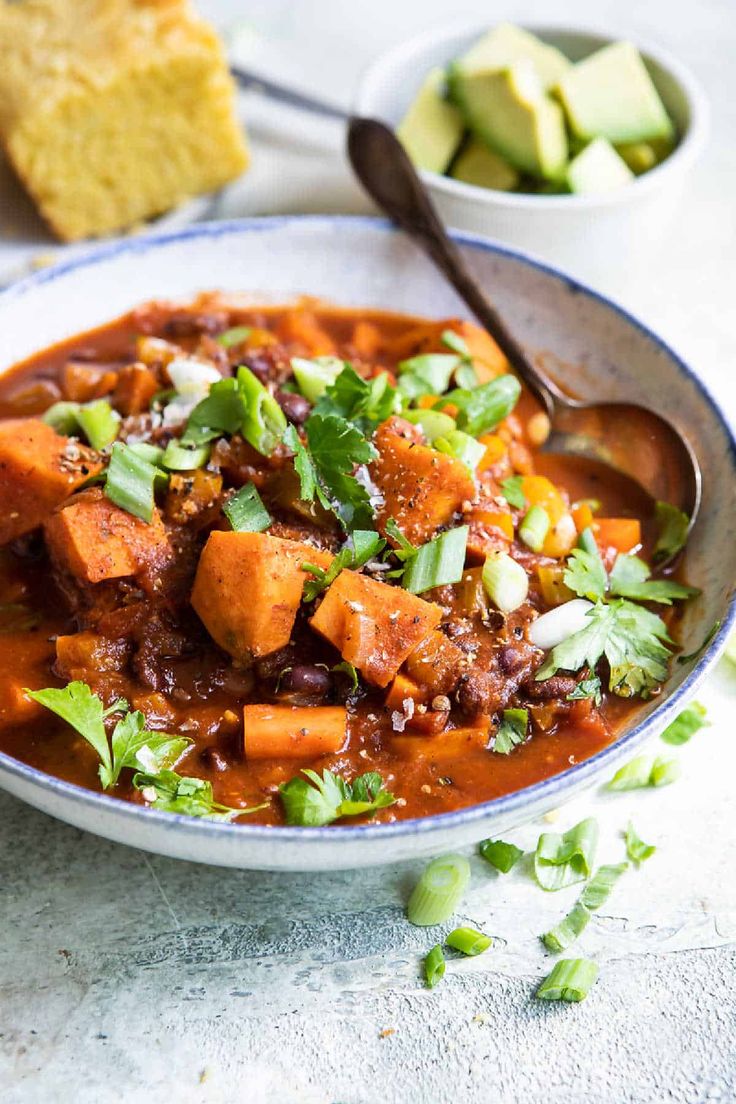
[276,309,336,355]
[243,704,347,759]
[44,488,171,585]
[0,631,55,730]
[55,631,130,682]
[403,630,467,696]
[310,570,442,687]
[385,672,427,710]
[164,469,222,526]
[0,419,103,545]
[371,416,476,546]
[392,716,491,759]
[191,530,332,663]
[62,362,117,402]
[113,363,159,415]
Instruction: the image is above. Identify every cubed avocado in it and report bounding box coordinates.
[566,137,635,194]
[448,60,568,180]
[616,135,675,174]
[397,68,464,174]
[555,41,675,145]
[450,138,519,191]
[459,23,571,90]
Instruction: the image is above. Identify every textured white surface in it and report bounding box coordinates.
[0,0,735,1100]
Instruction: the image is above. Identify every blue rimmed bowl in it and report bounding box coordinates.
[0,216,733,870]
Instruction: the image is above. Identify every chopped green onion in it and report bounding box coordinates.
[127,442,165,466]
[104,442,164,523]
[536,958,599,1002]
[482,550,529,613]
[534,818,598,892]
[223,484,272,533]
[402,526,468,595]
[650,756,680,787]
[217,325,252,348]
[500,475,526,509]
[577,526,599,555]
[291,356,345,402]
[443,375,521,437]
[493,708,528,754]
[542,902,591,953]
[75,400,120,450]
[237,366,288,455]
[181,377,244,446]
[519,505,550,552]
[479,838,523,873]
[434,430,486,473]
[660,702,708,745]
[579,862,628,910]
[607,756,653,791]
[403,408,457,443]
[454,363,478,389]
[161,440,210,471]
[440,329,470,357]
[407,854,470,926]
[43,401,81,436]
[446,927,492,956]
[385,518,416,561]
[424,944,446,988]
[624,820,656,866]
[653,501,690,562]
[397,354,459,400]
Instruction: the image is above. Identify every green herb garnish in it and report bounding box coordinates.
[500,475,526,509]
[401,526,468,595]
[536,958,599,1002]
[301,529,385,602]
[624,821,656,866]
[493,708,529,754]
[407,854,471,927]
[223,483,272,533]
[279,769,395,827]
[133,770,263,821]
[534,817,598,892]
[660,701,708,746]
[104,441,164,523]
[653,501,690,563]
[424,944,446,988]
[479,838,524,873]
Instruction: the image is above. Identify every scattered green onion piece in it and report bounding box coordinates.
[493,708,528,754]
[577,526,599,555]
[607,756,653,792]
[403,408,457,443]
[660,702,708,745]
[444,375,522,437]
[161,440,210,471]
[440,328,470,357]
[43,401,81,436]
[75,400,120,450]
[445,927,492,956]
[237,366,288,456]
[500,475,525,510]
[181,377,244,446]
[104,442,164,523]
[291,356,345,402]
[534,818,598,892]
[217,325,252,348]
[397,354,459,400]
[479,838,523,873]
[624,820,656,866]
[402,526,468,595]
[542,902,591,953]
[407,854,471,927]
[424,944,446,988]
[482,550,529,613]
[650,756,680,787]
[454,363,478,389]
[519,505,550,553]
[579,862,629,910]
[434,430,486,473]
[385,518,416,561]
[126,442,165,466]
[223,483,272,533]
[536,958,599,1002]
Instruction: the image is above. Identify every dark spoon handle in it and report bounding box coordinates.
[347,116,567,413]
[231,66,350,122]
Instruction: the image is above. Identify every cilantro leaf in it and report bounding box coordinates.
[566,676,603,706]
[563,546,608,602]
[301,529,385,602]
[25,682,112,783]
[653,501,690,563]
[313,365,399,431]
[305,413,377,530]
[609,554,699,604]
[133,770,265,821]
[279,768,396,826]
[443,375,521,437]
[181,377,244,445]
[384,518,416,561]
[500,475,526,509]
[110,710,190,783]
[397,354,460,401]
[493,708,528,754]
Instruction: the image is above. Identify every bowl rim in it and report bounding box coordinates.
[0,213,733,848]
[354,20,710,211]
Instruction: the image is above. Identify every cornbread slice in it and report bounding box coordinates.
[0,0,249,241]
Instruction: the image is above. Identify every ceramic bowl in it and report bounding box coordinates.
[0,216,733,870]
[355,24,709,291]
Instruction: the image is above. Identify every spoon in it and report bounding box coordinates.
[346,117,701,565]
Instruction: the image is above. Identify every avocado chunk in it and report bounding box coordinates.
[450,138,519,191]
[616,136,675,174]
[566,137,635,194]
[397,68,464,174]
[459,22,571,90]
[555,41,675,145]
[448,60,568,180]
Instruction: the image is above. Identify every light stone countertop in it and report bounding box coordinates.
[1,2,735,1101]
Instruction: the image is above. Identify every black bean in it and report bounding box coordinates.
[241,354,273,383]
[277,664,331,697]
[276,389,311,425]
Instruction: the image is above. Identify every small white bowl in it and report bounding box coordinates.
[355,24,709,289]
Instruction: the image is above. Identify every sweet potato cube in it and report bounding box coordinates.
[0,419,102,545]
[191,530,332,663]
[243,704,347,759]
[404,630,467,696]
[113,363,159,415]
[44,488,171,584]
[371,417,475,546]
[310,570,442,687]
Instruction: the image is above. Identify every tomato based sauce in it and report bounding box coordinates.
[0,296,687,825]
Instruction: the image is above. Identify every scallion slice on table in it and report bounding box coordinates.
[607,755,680,791]
[650,756,680,787]
[536,958,599,1002]
[75,399,120,450]
[223,484,272,533]
[534,818,598,891]
[424,944,446,988]
[579,862,629,910]
[104,442,164,523]
[482,550,529,613]
[660,702,708,745]
[402,526,468,595]
[446,927,492,956]
[479,838,524,873]
[624,821,656,866]
[407,854,471,926]
[519,505,550,552]
[542,902,591,953]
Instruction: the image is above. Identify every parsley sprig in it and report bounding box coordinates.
[279,769,396,826]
